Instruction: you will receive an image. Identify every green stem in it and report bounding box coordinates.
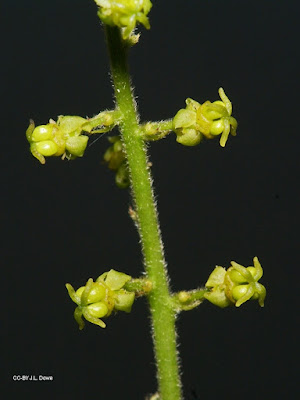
[105,26,181,400]
[82,110,119,133]
[124,278,152,296]
[142,120,173,141]
[184,288,208,302]
[172,288,208,311]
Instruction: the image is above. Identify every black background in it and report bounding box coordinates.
[2,1,298,399]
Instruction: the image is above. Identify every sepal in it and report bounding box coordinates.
[97,269,131,290]
[204,267,231,308]
[114,290,135,312]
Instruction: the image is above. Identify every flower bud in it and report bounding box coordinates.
[103,137,130,188]
[104,137,125,169]
[115,162,130,188]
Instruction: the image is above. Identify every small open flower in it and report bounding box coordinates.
[26,112,116,164]
[226,257,266,307]
[26,117,88,164]
[66,269,135,329]
[204,257,266,308]
[173,88,237,147]
[95,0,152,39]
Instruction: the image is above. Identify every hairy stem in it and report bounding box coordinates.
[143,120,173,140]
[105,26,181,400]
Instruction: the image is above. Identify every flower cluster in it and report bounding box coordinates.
[95,0,152,39]
[66,269,135,329]
[103,136,130,188]
[26,112,116,164]
[204,257,266,308]
[173,88,237,147]
[26,117,88,164]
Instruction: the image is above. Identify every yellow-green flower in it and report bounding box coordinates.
[26,112,116,164]
[173,88,237,147]
[204,257,266,308]
[95,0,152,39]
[66,269,135,329]
[26,116,89,164]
